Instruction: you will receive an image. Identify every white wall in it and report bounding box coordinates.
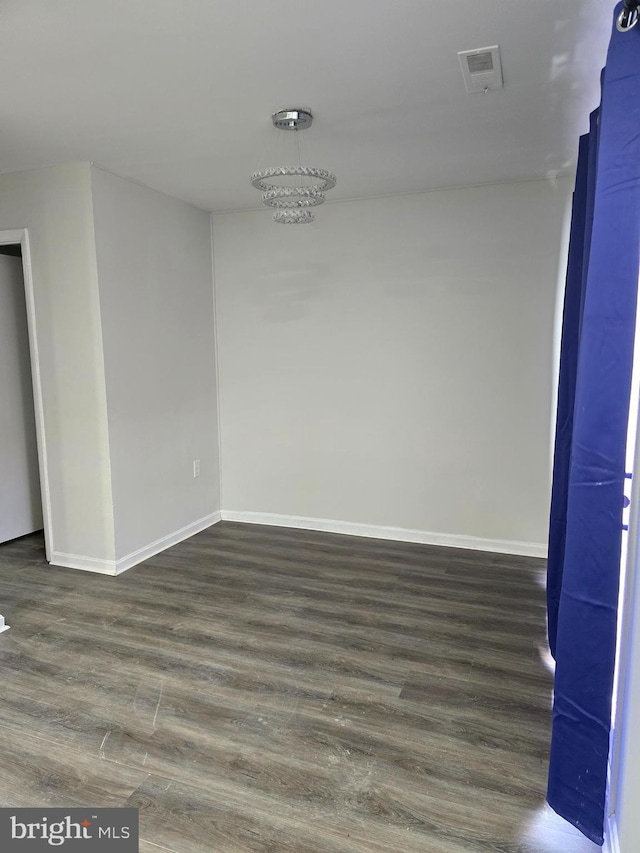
[608,388,640,853]
[0,163,219,574]
[213,178,572,551]
[0,165,115,564]
[612,550,640,853]
[0,254,43,542]
[90,167,220,563]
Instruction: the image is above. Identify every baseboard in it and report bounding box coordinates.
[604,814,620,853]
[50,511,222,576]
[49,510,544,573]
[50,551,120,575]
[114,511,222,574]
[219,511,547,558]
[0,615,9,634]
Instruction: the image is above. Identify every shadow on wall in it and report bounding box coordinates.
[250,261,335,323]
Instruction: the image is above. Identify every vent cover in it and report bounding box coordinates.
[458,46,503,94]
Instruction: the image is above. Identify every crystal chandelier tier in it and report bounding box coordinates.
[250,109,337,224]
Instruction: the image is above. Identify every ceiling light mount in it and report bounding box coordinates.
[271,108,313,131]
[250,108,336,224]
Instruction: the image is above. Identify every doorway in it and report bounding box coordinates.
[0,243,42,543]
[0,230,51,560]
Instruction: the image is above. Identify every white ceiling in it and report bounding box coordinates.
[0,0,613,213]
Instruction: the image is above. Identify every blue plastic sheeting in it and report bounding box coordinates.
[546,4,640,845]
[547,130,593,660]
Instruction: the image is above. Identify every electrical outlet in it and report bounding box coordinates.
[193,459,201,478]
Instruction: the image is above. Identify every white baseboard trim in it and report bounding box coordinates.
[50,551,120,575]
[114,511,222,574]
[605,814,620,853]
[219,511,547,558]
[0,615,9,634]
[51,511,222,576]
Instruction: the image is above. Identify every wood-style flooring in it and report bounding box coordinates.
[0,522,565,852]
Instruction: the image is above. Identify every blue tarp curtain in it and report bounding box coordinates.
[546,3,640,845]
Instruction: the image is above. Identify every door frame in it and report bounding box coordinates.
[0,229,52,561]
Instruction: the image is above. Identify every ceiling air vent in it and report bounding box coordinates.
[458,46,503,94]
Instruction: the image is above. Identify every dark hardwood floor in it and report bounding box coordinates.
[0,521,566,852]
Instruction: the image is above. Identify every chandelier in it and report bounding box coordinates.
[250,109,337,224]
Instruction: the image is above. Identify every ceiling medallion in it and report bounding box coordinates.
[250,109,337,224]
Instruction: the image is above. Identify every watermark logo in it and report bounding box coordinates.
[0,808,138,851]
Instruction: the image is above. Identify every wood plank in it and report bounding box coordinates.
[0,523,562,852]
